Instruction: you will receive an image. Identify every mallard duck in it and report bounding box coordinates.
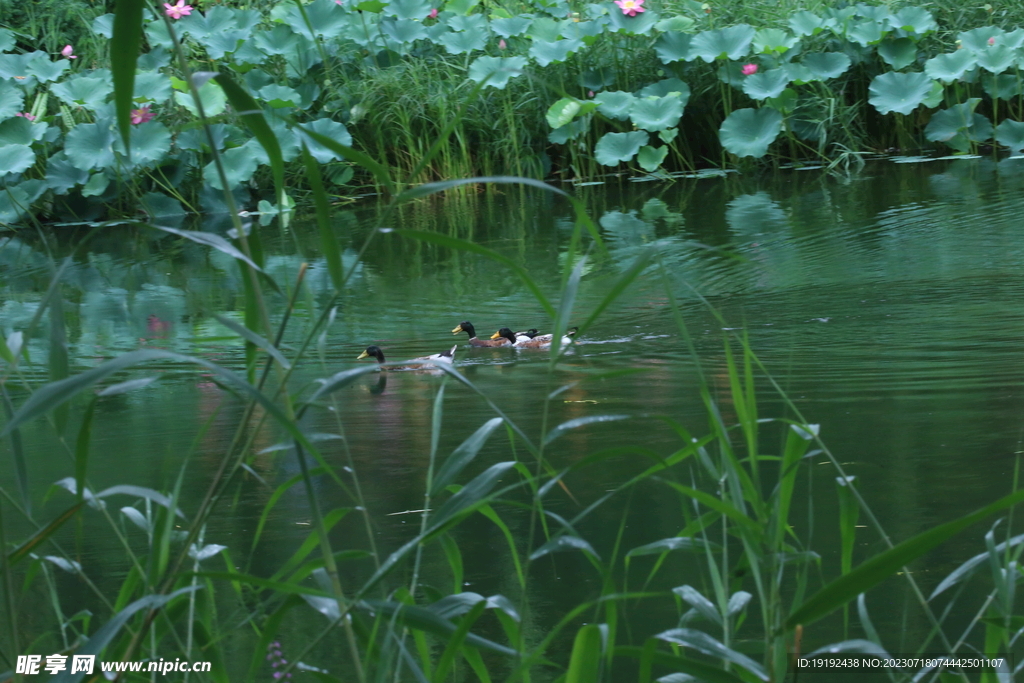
[513,328,539,343]
[452,321,511,347]
[357,345,457,370]
[491,327,578,348]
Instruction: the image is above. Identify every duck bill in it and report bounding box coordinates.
[356,351,370,360]
[451,325,463,334]
[489,331,502,339]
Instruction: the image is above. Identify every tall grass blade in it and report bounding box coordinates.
[357,599,517,656]
[431,417,504,495]
[49,277,69,433]
[1,385,30,514]
[213,72,285,204]
[302,145,343,291]
[431,600,488,682]
[395,176,570,203]
[294,124,395,196]
[551,254,587,356]
[74,399,96,509]
[143,223,270,279]
[786,485,1024,629]
[7,503,84,565]
[614,646,748,683]
[656,629,768,680]
[543,415,631,447]
[52,586,200,683]
[111,0,143,153]
[214,313,291,370]
[566,624,603,683]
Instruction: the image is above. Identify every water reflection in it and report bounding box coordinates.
[5,158,1024,666]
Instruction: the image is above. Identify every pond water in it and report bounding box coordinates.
[4,157,1024,678]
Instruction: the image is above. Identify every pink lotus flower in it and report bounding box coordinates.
[427,7,438,18]
[741,63,758,75]
[131,105,155,125]
[614,0,645,17]
[164,0,193,19]
[988,36,996,45]
[15,112,36,121]
[498,38,507,50]
[61,45,77,59]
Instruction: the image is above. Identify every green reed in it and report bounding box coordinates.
[2,1,1024,681]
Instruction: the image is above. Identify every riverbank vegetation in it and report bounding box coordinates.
[6,0,1024,224]
[2,0,1024,681]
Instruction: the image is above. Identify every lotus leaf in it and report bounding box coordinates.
[718,107,783,158]
[868,71,933,115]
[924,51,976,84]
[767,87,798,114]
[753,28,798,55]
[204,145,260,190]
[924,99,992,153]
[529,38,582,67]
[174,80,227,118]
[889,7,936,35]
[801,53,851,80]
[982,73,1018,101]
[92,14,114,39]
[204,30,248,59]
[296,119,353,163]
[846,20,886,47]
[445,0,479,14]
[976,44,1015,73]
[380,17,427,45]
[781,62,815,84]
[593,91,635,120]
[579,67,615,91]
[347,17,384,46]
[0,29,12,52]
[145,18,174,49]
[52,75,113,113]
[688,25,755,62]
[922,80,944,109]
[0,118,45,146]
[0,144,35,175]
[285,0,349,37]
[45,153,89,193]
[789,11,830,37]
[659,128,678,144]
[138,47,171,71]
[438,30,487,54]
[177,124,231,153]
[181,6,257,40]
[548,117,589,144]
[384,0,432,18]
[606,9,659,36]
[560,19,604,42]
[877,37,917,70]
[254,26,301,55]
[629,94,684,131]
[742,69,790,100]
[638,78,690,102]
[958,27,1003,53]
[995,119,1024,152]
[1002,28,1024,49]
[448,14,488,32]
[637,145,668,172]
[655,16,694,32]
[140,192,186,228]
[0,185,30,224]
[491,16,532,37]
[64,122,117,170]
[81,172,109,198]
[0,81,25,119]
[467,56,528,89]
[527,17,562,42]
[133,72,173,104]
[654,31,692,64]
[259,84,303,108]
[121,122,172,167]
[546,98,597,129]
[594,131,648,166]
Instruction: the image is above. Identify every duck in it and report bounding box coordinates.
[513,329,539,343]
[357,345,457,370]
[491,327,578,348]
[452,321,512,347]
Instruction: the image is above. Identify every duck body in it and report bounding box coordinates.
[513,328,539,343]
[492,327,578,348]
[452,321,511,347]
[357,345,457,370]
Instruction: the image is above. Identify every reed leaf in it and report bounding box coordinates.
[214,313,291,369]
[566,624,603,683]
[432,417,504,495]
[213,72,285,205]
[111,0,143,153]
